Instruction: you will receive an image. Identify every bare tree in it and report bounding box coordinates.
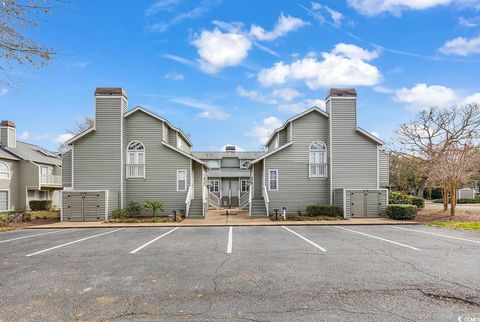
[0,0,61,85]
[396,104,480,215]
[67,115,94,135]
[389,152,427,194]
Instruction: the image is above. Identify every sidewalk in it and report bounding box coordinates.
[26,216,418,229]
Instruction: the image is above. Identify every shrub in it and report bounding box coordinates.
[432,199,444,203]
[423,186,443,200]
[389,191,412,204]
[305,204,341,217]
[386,204,417,220]
[144,201,164,218]
[29,200,52,211]
[409,196,425,209]
[126,201,142,216]
[111,209,126,219]
[457,198,480,204]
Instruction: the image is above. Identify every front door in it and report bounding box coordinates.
[221,179,240,207]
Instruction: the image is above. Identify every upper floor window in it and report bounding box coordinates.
[268,169,278,191]
[309,142,327,178]
[207,160,220,169]
[240,160,250,169]
[209,180,219,192]
[0,162,10,180]
[241,180,249,193]
[126,141,145,178]
[273,134,279,149]
[177,133,184,151]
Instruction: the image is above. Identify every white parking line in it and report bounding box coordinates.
[0,230,67,244]
[335,226,421,251]
[26,228,126,257]
[282,226,327,252]
[387,225,480,245]
[130,227,179,254]
[227,226,233,254]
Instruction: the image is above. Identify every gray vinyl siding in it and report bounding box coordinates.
[0,127,16,148]
[329,98,378,194]
[279,129,287,146]
[253,162,263,199]
[193,161,203,200]
[379,150,389,188]
[73,96,125,213]
[177,135,191,153]
[286,123,292,142]
[125,111,191,216]
[0,159,19,210]
[264,111,330,213]
[62,150,72,188]
[18,161,39,210]
[162,124,169,142]
[167,126,178,147]
[334,189,344,216]
[221,158,239,168]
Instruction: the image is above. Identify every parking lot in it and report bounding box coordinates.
[1,225,480,321]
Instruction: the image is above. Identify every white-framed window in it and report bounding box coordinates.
[206,160,220,169]
[177,133,183,151]
[39,190,50,200]
[126,141,145,178]
[40,165,53,184]
[0,190,9,211]
[241,180,249,193]
[209,180,219,192]
[0,162,10,180]
[177,170,187,191]
[240,160,250,169]
[309,141,327,178]
[268,169,278,191]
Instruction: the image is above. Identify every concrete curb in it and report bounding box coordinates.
[25,220,421,229]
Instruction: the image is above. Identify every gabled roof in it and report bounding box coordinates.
[0,141,61,166]
[356,127,384,145]
[65,126,95,145]
[250,141,293,165]
[125,106,193,147]
[264,107,329,146]
[0,148,20,161]
[192,151,265,160]
[161,141,208,167]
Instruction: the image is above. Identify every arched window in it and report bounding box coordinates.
[0,162,10,180]
[309,142,327,178]
[126,141,145,178]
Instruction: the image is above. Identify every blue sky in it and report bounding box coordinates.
[2,0,480,151]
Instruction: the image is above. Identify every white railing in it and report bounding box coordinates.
[262,185,269,216]
[40,174,62,186]
[248,188,252,217]
[185,185,194,217]
[126,164,145,178]
[240,191,249,208]
[309,163,328,177]
[202,185,208,216]
[209,191,221,208]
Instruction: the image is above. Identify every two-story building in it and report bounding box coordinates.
[0,121,63,211]
[62,87,389,221]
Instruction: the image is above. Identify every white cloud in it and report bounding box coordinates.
[170,97,230,120]
[272,88,303,101]
[394,84,457,110]
[245,116,283,145]
[164,71,185,80]
[440,36,480,56]
[348,0,453,16]
[163,54,195,66]
[236,86,277,104]
[0,88,8,96]
[258,45,382,89]
[459,16,480,28]
[462,92,480,105]
[145,0,180,16]
[371,131,380,137]
[311,2,344,26]
[18,131,73,144]
[249,14,307,41]
[191,28,252,74]
[331,43,380,61]
[374,86,395,94]
[278,99,325,114]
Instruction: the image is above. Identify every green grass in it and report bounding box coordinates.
[428,221,480,231]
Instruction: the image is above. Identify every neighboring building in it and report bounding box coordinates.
[63,87,389,221]
[193,147,264,209]
[63,88,208,221]
[0,121,63,211]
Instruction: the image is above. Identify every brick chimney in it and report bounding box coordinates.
[0,120,16,148]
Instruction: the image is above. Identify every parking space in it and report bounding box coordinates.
[0,225,479,321]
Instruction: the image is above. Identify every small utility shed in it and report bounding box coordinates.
[334,189,389,218]
[62,191,108,221]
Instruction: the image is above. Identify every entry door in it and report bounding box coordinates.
[222,179,231,198]
[230,179,239,198]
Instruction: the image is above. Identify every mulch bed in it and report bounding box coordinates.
[416,209,480,223]
[7,218,60,228]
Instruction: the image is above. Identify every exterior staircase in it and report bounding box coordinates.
[188,199,204,218]
[250,199,267,217]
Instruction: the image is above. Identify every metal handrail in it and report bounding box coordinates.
[240,191,249,207]
[209,191,221,207]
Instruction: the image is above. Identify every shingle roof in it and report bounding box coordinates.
[207,168,250,178]
[0,148,19,160]
[1,141,61,166]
